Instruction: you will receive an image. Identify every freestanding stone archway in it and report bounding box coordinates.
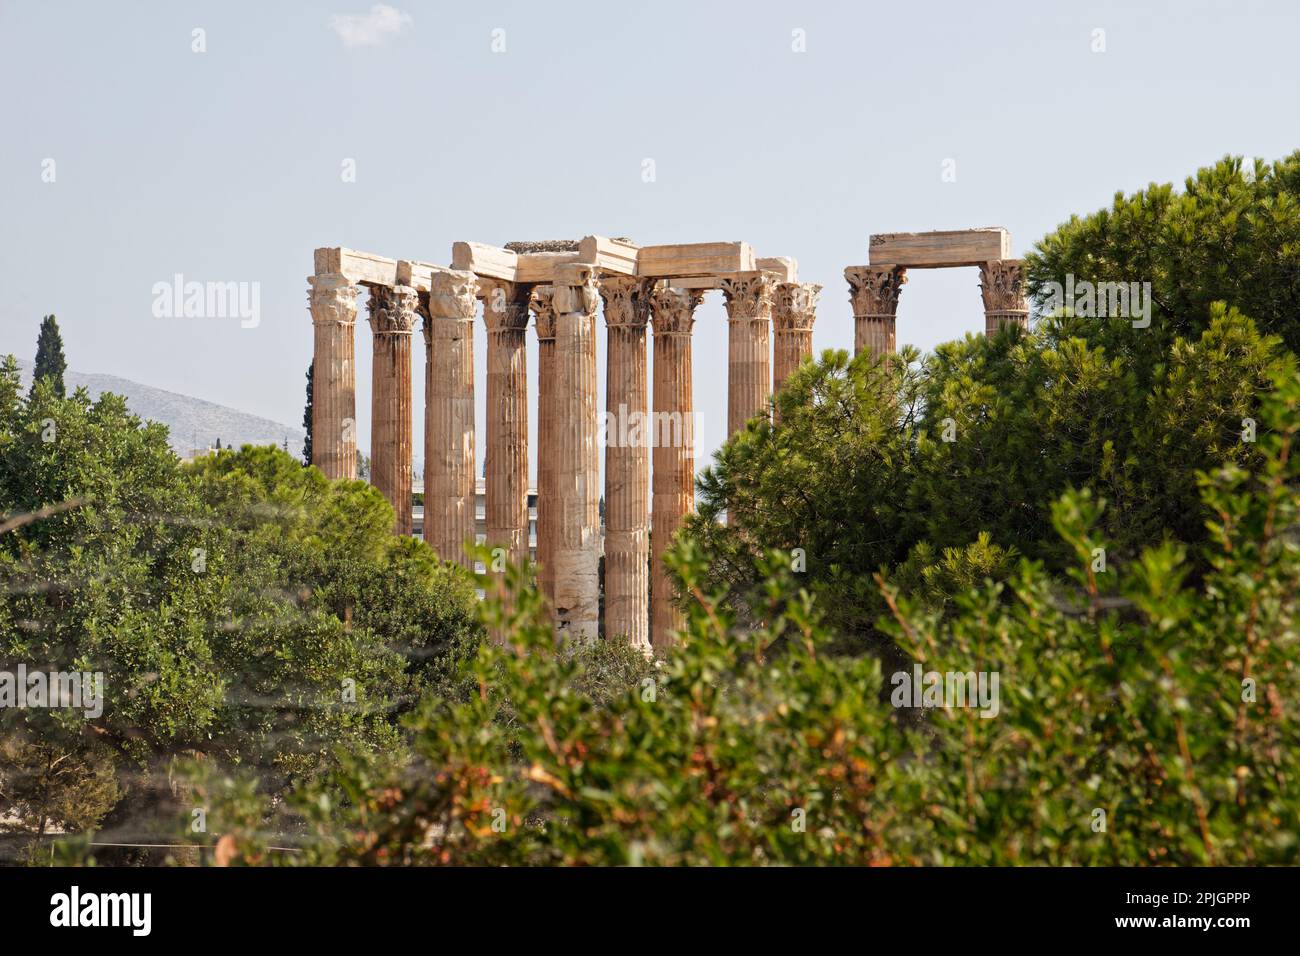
[845,228,1028,360]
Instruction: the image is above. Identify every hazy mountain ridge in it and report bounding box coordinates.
[16,358,305,460]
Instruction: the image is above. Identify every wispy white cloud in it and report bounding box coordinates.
[330,5,411,48]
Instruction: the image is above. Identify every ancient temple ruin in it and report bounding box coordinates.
[307,229,1028,651]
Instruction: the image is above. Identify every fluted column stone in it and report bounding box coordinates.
[846,265,907,359]
[550,264,602,642]
[979,259,1030,334]
[721,272,775,437]
[531,287,557,609]
[423,270,478,568]
[600,276,653,653]
[649,286,703,649]
[308,273,359,480]
[772,282,822,393]
[480,279,532,571]
[368,284,418,534]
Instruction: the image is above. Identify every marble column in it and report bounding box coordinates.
[649,286,704,650]
[423,270,478,568]
[600,276,653,653]
[845,266,907,359]
[480,279,532,570]
[308,273,359,480]
[721,272,776,437]
[530,286,557,608]
[772,282,822,392]
[367,284,418,534]
[979,259,1030,335]
[550,264,601,642]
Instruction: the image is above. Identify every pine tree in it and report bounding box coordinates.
[32,315,67,398]
[302,364,314,466]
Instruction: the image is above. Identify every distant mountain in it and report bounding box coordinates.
[16,359,304,460]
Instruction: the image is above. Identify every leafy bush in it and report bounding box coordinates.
[0,361,480,852]
[187,370,1299,866]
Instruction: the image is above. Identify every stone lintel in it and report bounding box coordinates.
[451,241,519,281]
[314,247,399,287]
[868,228,1012,269]
[396,259,453,292]
[578,235,639,275]
[515,251,581,283]
[637,241,755,279]
[756,256,798,283]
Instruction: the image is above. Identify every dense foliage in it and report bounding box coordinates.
[7,151,1299,867]
[676,154,1299,653]
[0,362,479,853]
[184,368,1299,866]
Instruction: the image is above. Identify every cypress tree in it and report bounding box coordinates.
[33,314,67,398]
[303,364,314,466]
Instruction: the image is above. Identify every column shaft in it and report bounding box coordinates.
[649,287,703,649]
[846,266,907,359]
[368,285,417,534]
[423,271,478,567]
[550,265,601,641]
[481,280,532,569]
[531,288,557,608]
[601,277,652,652]
[308,273,359,480]
[722,272,775,437]
[772,282,822,393]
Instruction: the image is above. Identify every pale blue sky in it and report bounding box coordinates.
[3,0,1297,476]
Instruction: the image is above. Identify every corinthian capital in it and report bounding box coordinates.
[599,276,653,331]
[530,285,557,341]
[845,265,907,317]
[428,270,479,321]
[478,278,532,333]
[978,259,1029,316]
[720,271,776,320]
[553,263,600,316]
[423,270,478,345]
[649,286,704,337]
[773,282,822,332]
[367,284,419,335]
[308,273,358,326]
